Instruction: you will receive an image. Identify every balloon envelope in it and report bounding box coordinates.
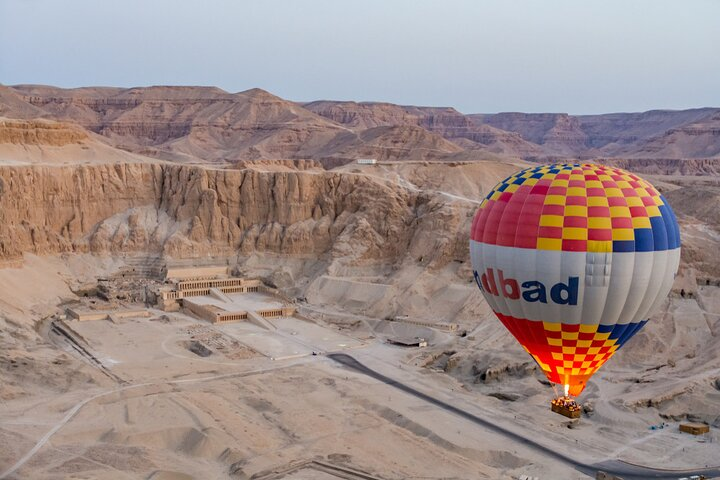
[469,163,680,396]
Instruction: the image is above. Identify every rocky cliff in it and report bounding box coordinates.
[0,162,473,270]
[469,112,590,155]
[471,109,720,159]
[623,111,720,158]
[305,100,541,156]
[578,108,719,150]
[593,157,720,176]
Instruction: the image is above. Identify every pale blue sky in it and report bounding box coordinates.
[1,0,718,114]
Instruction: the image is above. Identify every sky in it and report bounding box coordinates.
[1,0,719,114]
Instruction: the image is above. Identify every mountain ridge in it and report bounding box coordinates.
[2,84,719,166]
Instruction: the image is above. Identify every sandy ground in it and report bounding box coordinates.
[0,137,158,166]
[0,253,717,480]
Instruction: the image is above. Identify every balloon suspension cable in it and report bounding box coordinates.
[551,383,573,401]
[550,382,560,398]
[549,382,573,400]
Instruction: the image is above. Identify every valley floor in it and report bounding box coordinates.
[0,258,717,480]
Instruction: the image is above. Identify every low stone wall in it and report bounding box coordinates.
[389,317,458,332]
[66,308,150,322]
[68,311,108,322]
[182,300,219,323]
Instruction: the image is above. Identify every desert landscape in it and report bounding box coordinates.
[0,84,719,480]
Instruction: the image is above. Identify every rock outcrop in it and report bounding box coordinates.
[0,118,88,146]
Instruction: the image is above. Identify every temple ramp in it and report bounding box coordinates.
[209,288,232,304]
[247,311,277,331]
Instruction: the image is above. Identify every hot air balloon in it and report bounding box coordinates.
[469,163,680,411]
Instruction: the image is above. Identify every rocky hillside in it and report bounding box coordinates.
[3,84,719,167]
[3,86,472,166]
[624,110,720,158]
[470,108,720,159]
[305,100,543,157]
[577,108,719,150]
[468,113,589,156]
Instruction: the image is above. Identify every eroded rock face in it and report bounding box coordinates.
[305,101,542,155]
[0,162,471,268]
[626,111,720,158]
[0,163,160,258]
[0,118,88,146]
[470,112,587,150]
[597,158,720,175]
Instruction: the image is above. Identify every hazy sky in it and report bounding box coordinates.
[1,0,719,114]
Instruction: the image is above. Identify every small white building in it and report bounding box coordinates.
[356,158,377,165]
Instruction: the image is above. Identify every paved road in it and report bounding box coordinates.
[328,353,720,480]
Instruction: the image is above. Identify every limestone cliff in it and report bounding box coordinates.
[0,162,472,269]
[0,163,160,259]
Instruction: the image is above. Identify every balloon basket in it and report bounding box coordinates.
[551,396,581,419]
